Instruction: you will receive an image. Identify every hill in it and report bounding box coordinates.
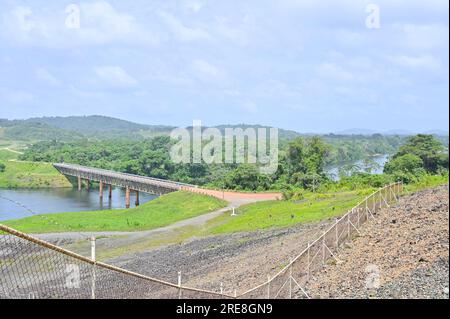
[25,115,175,140]
[0,116,174,142]
[0,120,84,142]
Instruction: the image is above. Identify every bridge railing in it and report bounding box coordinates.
[53,163,198,190]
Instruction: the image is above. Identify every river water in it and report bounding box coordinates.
[0,188,157,221]
[325,154,389,181]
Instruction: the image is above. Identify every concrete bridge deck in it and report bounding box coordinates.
[53,163,282,208]
[54,163,196,192]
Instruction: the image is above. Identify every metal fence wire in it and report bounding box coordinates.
[0,182,402,299]
[237,182,403,299]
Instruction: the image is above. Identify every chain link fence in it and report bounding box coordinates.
[0,182,402,299]
[0,225,231,299]
[236,182,403,299]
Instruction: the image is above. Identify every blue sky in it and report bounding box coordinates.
[0,0,448,133]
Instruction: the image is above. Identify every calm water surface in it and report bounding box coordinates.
[0,188,157,221]
[325,154,390,181]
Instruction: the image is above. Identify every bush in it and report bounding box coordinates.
[0,162,5,173]
[384,154,425,175]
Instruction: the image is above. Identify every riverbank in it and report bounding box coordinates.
[3,191,227,233]
[0,161,72,188]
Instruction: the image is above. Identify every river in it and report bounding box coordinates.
[325,154,390,181]
[0,188,157,221]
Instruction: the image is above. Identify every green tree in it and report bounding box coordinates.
[388,134,448,174]
[284,136,329,190]
[384,154,424,175]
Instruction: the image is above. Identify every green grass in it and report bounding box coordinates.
[403,174,448,194]
[0,161,72,188]
[3,191,227,233]
[208,176,449,235]
[209,190,364,234]
[0,149,19,161]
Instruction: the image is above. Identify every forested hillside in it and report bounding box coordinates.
[0,116,174,141]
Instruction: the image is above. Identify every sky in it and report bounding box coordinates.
[0,0,448,133]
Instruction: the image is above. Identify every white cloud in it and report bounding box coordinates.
[335,30,366,46]
[241,100,258,113]
[35,67,61,86]
[192,59,219,78]
[393,23,449,50]
[94,66,138,88]
[158,11,210,42]
[316,62,354,81]
[0,87,34,104]
[184,0,204,13]
[1,2,157,47]
[389,55,441,70]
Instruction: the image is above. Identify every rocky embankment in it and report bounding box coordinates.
[302,185,449,299]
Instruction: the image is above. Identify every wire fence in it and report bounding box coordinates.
[0,182,402,299]
[236,181,403,299]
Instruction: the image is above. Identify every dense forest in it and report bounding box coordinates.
[17,133,448,192]
[2,116,448,192]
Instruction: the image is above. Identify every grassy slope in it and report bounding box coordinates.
[208,175,449,235]
[210,191,364,234]
[3,191,227,233]
[0,149,19,161]
[0,161,72,188]
[403,174,448,194]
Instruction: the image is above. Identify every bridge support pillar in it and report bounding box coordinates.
[77,176,82,191]
[108,184,112,199]
[135,190,140,207]
[99,181,104,200]
[125,186,130,209]
[86,179,90,191]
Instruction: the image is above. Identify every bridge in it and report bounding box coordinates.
[53,163,197,208]
[53,163,282,208]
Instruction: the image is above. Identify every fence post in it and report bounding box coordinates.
[178,271,182,299]
[289,258,293,299]
[267,275,271,299]
[365,197,369,220]
[307,243,310,281]
[335,221,339,248]
[379,190,382,209]
[90,237,96,300]
[347,214,350,238]
[322,237,326,265]
[373,192,376,213]
[220,282,223,297]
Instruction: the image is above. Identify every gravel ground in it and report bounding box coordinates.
[107,218,334,295]
[301,185,449,299]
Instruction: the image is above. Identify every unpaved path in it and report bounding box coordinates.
[36,205,233,242]
[301,185,449,299]
[34,194,277,243]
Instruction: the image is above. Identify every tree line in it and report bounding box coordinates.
[15,134,448,192]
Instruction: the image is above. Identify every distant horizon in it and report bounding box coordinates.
[1,114,448,136]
